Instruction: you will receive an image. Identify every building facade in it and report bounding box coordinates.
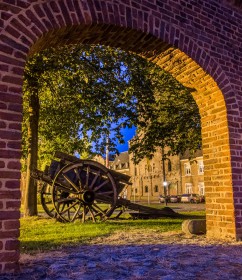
[110,149,204,203]
[110,152,130,176]
[180,150,205,196]
[110,151,130,199]
[129,149,181,203]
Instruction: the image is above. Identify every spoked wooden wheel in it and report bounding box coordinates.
[52,160,118,223]
[40,183,56,218]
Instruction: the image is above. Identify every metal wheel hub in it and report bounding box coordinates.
[82,190,95,204]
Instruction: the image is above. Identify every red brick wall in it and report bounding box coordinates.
[0,0,242,272]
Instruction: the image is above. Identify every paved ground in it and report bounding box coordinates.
[138,202,206,213]
[2,229,242,280]
[4,202,236,280]
[167,202,205,212]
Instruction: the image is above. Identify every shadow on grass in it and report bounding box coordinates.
[117,206,205,221]
[20,210,206,254]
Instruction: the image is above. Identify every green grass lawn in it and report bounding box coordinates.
[20,209,205,254]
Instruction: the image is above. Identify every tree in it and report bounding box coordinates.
[128,68,201,163]
[22,44,140,215]
[22,44,201,216]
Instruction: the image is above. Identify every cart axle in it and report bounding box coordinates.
[82,190,95,204]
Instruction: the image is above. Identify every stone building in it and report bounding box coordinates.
[130,149,181,203]
[111,148,181,203]
[110,151,130,199]
[110,151,130,176]
[110,148,204,202]
[180,150,205,196]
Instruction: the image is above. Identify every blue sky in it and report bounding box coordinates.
[115,126,136,152]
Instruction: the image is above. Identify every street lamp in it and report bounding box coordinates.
[162,147,168,196]
[163,181,168,196]
[163,181,168,205]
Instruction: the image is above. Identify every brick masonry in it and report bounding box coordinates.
[0,0,242,273]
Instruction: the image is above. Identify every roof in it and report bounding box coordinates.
[110,151,129,166]
[180,149,203,160]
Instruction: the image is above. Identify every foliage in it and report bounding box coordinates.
[129,73,201,163]
[23,44,201,169]
[22,45,135,168]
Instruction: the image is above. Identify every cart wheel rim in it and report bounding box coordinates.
[52,161,118,223]
[40,183,56,218]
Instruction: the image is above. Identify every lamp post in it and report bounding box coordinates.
[148,187,150,205]
[162,147,169,205]
[163,181,168,196]
[163,181,168,205]
[162,147,167,196]
[105,135,109,168]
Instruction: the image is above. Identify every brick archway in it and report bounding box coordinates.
[1,0,242,272]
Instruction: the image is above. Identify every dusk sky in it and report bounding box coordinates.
[116,126,136,152]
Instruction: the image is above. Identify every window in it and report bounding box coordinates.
[198,182,205,195]
[154,185,158,192]
[145,185,149,193]
[134,167,137,176]
[153,163,155,172]
[135,188,138,194]
[198,160,204,175]
[184,163,191,176]
[185,183,193,194]
[122,189,127,199]
[168,160,172,172]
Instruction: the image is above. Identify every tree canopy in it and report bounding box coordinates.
[22,43,201,216]
[23,44,201,168]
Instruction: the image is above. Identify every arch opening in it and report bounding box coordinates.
[0,0,240,273]
[26,23,235,240]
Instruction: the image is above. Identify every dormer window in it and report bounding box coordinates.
[198,160,204,175]
[184,163,191,176]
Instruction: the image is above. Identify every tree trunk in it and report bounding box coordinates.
[23,94,39,216]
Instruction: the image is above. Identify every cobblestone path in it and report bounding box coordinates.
[1,231,242,280]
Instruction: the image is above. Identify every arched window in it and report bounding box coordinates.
[168,160,172,172]
[184,163,191,176]
[197,160,204,175]
[154,185,158,192]
[145,186,149,193]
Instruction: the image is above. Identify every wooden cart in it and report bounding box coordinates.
[31,151,179,223]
